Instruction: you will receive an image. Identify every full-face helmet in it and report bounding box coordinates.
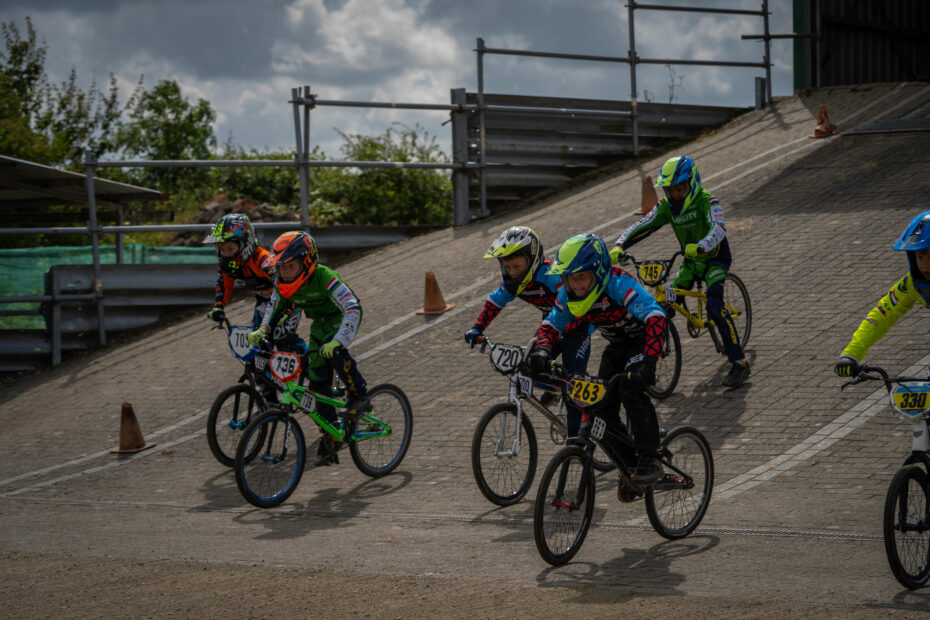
[202,213,258,273]
[654,155,701,215]
[894,210,930,283]
[483,226,544,295]
[267,231,318,297]
[547,233,611,316]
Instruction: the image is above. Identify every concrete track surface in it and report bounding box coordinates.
[3,82,930,618]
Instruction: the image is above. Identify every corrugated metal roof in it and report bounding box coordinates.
[0,155,165,209]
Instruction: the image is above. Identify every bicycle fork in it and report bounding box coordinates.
[261,417,291,464]
[495,380,525,457]
[551,448,593,511]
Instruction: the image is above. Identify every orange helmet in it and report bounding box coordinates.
[267,231,318,297]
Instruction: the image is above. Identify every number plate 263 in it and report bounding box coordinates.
[570,379,606,405]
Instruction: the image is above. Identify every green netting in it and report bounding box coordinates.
[0,244,216,329]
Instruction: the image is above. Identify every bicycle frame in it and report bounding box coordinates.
[477,337,574,457]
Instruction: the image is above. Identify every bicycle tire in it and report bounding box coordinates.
[592,444,617,473]
[235,408,306,509]
[533,446,596,565]
[645,426,714,539]
[471,403,538,506]
[349,384,413,478]
[723,272,752,349]
[206,383,267,467]
[883,465,930,589]
[647,320,682,400]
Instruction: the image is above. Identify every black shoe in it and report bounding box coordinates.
[314,437,340,466]
[539,391,558,408]
[617,477,644,503]
[345,395,372,416]
[722,361,751,387]
[631,457,663,485]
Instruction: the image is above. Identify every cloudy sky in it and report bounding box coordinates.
[0,0,794,158]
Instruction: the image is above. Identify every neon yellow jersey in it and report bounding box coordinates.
[843,272,930,361]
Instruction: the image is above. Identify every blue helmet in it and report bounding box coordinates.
[548,233,611,316]
[894,210,930,283]
[654,155,701,214]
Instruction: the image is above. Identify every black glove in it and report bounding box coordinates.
[206,306,226,323]
[527,348,552,376]
[631,356,658,387]
[464,327,483,348]
[834,355,860,378]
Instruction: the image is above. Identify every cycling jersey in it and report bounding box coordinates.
[842,271,930,361]
[474,258,591,339]
[263,264,362,348]
[616,187,731,262]
[536,267,666,354]
[213,245,275,306]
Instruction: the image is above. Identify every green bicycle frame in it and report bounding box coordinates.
[279,381,392,443]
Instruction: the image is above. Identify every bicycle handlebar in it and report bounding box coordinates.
[841,365,926,392]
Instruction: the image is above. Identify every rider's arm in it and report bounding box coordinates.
[608,273,667,356]
[213,268,235,307]
[534,295,573,351]
[472,284,515,330]
[322,272,363,348]
[842,273,920,361]
[694,195,727,255]
[260,288,285,330]
[615,203,670,250]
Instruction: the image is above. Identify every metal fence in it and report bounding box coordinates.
[0,1,780,370]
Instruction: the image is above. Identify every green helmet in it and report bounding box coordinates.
[548,233,611,317]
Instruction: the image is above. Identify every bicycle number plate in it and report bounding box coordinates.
[590,416,606,440]
[227,326,254,361]
[269,351,302,384]
[569,379,607,406]
[254,355,267,371]
[491,344,524,374]
[638,262,667,286]
[517,375,533,398]
[891,383,930,420]
[299,390,316,411]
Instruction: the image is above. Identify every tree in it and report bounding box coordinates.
[116,79,217,193]
[314,123,451,226]
[0,17,132,169]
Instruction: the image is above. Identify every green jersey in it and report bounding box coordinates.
[263,264,362,347]
[616,187,730,261]
[842,272,930,361]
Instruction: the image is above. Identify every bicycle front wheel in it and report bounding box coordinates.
[646,426,714,539]
[647,320,682,400]
[471,403,538,506]
[723,273,752,348]
[533,446,595,565]
[349,384,413,478]
[883,465,930,589]
[235,409,306,509]
[207,383,267,467]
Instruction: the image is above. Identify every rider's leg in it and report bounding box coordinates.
[559,331,592,435]
[705,268,750,387]
[596,344,640,467]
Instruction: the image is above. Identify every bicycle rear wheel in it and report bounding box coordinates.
[472,403,538,506]
[883,465,930,589]
[533,446,595,565]
[349,384,413,478]
[235,409,306,509]
[207,383,267,467]
[647,320,682,400]
[723,273,752,348]
[646,427,713,539]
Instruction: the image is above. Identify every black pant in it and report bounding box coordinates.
[569,337,661,463]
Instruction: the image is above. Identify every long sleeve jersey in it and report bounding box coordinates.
[536,267,667,357]
[262,264,362,347]
[842,271,930,361]
[616,187,731,262]
[473,259,591,339]
[213,246,275,306]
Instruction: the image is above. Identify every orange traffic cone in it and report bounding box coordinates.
[809,105,837,138]
[416,271,455,315]
[110,402,156,454]
[641,176,659,214]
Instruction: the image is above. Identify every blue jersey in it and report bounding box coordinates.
[538,268,665,348]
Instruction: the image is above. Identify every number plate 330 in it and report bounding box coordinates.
[891,383,930,420]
